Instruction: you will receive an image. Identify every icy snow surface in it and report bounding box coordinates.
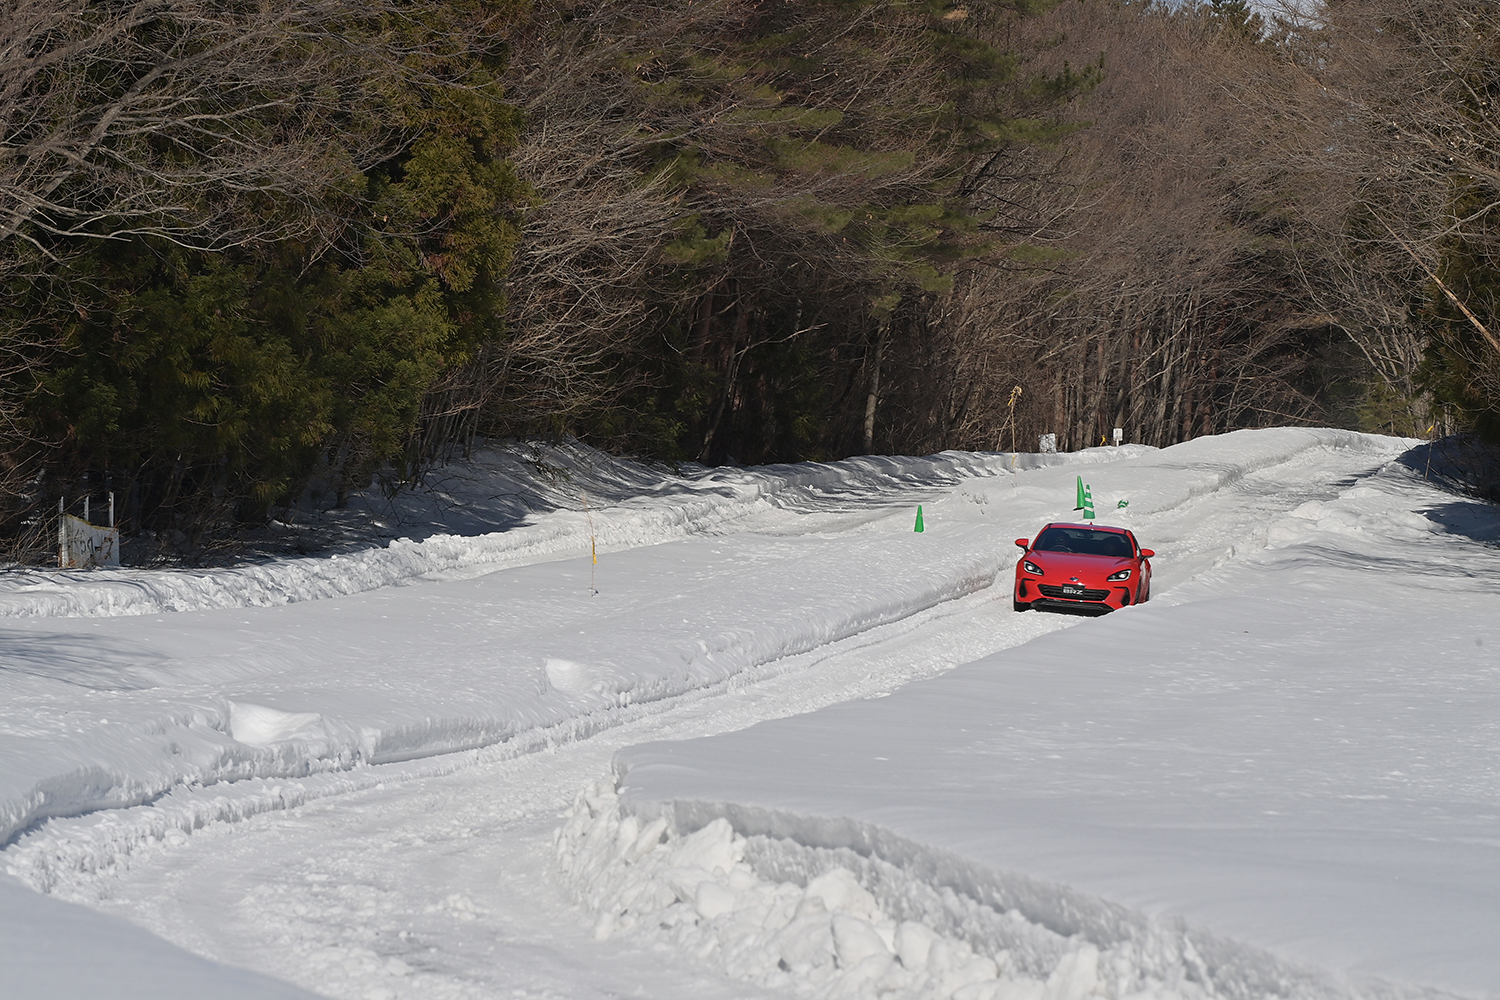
[2,429,1496,1000]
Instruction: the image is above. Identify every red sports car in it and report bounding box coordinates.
[1012,522,1154,613]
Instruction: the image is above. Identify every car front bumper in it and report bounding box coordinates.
[1015,576,1134,611]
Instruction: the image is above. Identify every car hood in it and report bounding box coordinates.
[1023,551,1134,577]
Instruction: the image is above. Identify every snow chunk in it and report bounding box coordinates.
[674,817,739,876]
[895,920,936,968]
[805,867,879,921]
[831,912,891,967]
[695,881,738,920]
[544,657,594,694]
[227,702,325,746]
[1043,945,1099,1000]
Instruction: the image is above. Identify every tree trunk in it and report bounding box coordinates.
[863,322,888,454]
[698,308,749,463]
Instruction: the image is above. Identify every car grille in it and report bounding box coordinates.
[1038,584,1110,602]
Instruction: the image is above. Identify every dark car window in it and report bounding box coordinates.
[1033,527,1133,558]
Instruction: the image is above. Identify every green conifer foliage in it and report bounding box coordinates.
[13,1,526,545]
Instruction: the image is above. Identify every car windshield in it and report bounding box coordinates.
[1033,527,1133,558]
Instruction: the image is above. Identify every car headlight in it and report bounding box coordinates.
[1022,560,1043,576]
[1107,568,1132,581]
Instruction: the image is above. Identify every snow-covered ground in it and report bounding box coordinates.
[3,429,1496,1000]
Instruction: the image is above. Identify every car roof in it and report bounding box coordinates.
[1042,522,1131,534]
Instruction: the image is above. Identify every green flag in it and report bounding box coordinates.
[914,505,925,533]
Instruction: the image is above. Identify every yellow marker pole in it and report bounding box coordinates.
[582,490,598,595]
[1007,385,1022,489]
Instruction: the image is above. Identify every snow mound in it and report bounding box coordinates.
[557,780,1437,1000]
[226,702,329,747]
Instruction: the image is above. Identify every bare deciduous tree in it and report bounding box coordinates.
[1255,0,1500,434]
[483,0,1049,461]
[880,0,1342,456]
[1,1,399,254]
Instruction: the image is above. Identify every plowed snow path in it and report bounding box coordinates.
[5,434,1407,999]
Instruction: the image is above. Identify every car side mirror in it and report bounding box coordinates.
[1139,548,1155,559]
[1014,538,1029,549]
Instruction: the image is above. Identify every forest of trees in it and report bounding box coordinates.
[1,0,1497,560]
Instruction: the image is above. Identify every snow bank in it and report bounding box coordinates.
[556,780,1392,1000]
[1,456,1042,854]
[0,442,1128,620]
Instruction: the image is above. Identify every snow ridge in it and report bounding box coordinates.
[559,782,1446,1000]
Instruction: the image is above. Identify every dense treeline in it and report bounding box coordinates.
[1,0,525,554]
[476,0,1096,464]
[2,0,1497,560]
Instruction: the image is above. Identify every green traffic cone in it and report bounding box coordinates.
[914,505,925,533]
[1075,475,1086,510]
[1082,484,1095,520]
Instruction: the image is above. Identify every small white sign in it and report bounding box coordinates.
[1039,433,1057,454]
[60,515,120,568]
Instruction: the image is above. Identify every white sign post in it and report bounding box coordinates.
[59,513,120,568]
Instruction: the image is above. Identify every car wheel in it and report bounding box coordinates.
[1138,580,1150,604]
